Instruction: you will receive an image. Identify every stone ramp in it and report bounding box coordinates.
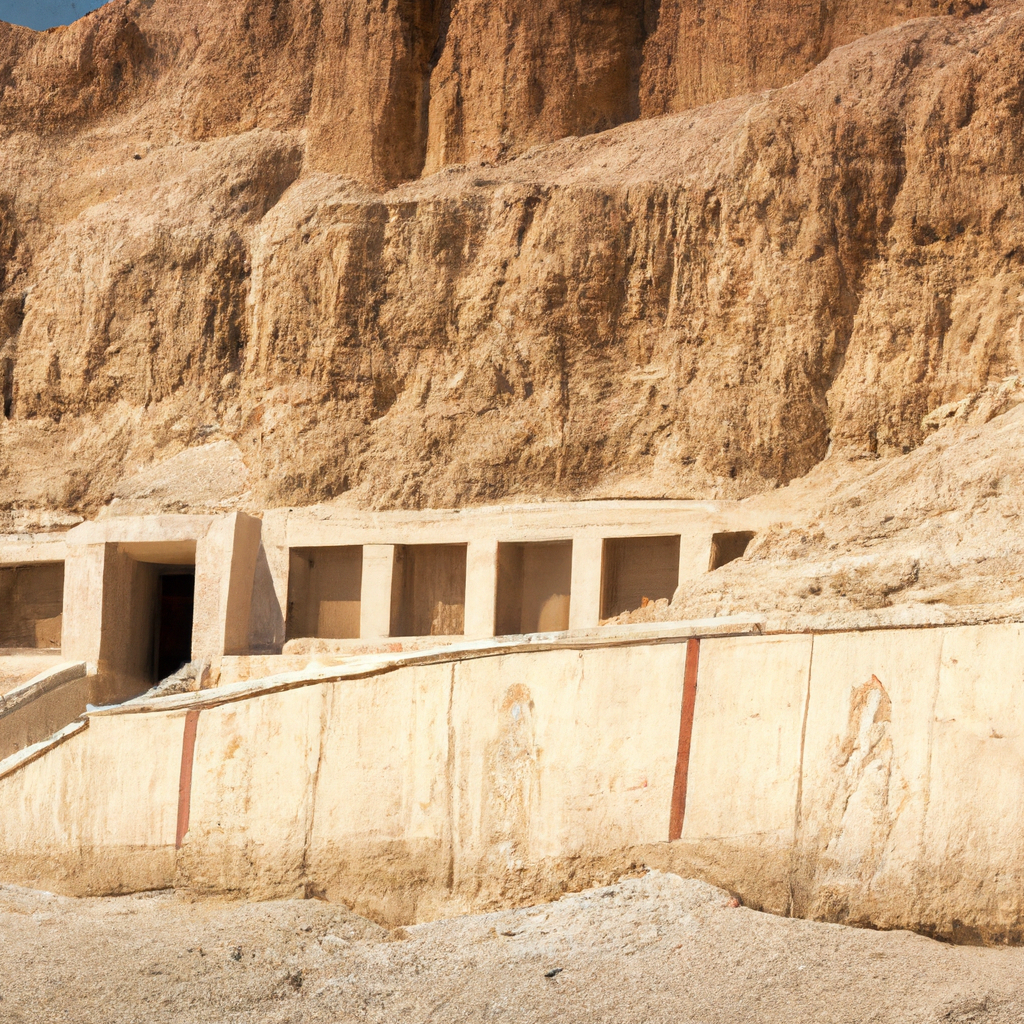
[0,661,91,761]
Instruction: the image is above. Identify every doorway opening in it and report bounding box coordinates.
[495,541,573,635]
[155,571,195,680]
[98,541,197,703]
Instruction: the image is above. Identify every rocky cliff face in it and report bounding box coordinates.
[0,0,1020,516]
[0,0,978,183]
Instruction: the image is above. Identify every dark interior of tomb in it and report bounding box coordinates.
[155,572,195,680]
[708,532,756,571]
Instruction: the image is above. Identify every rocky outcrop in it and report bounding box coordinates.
[617,389,1024,632]
[0,0,981,183]
[0,0,1021,514]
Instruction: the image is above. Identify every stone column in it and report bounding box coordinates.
[568,534,604,630]
[360,544,397,638]
[464,538,499,638]
[678,529,714,587]
[60,541,108,667]
[194,512,263,659]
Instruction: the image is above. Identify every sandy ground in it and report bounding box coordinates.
[1,872,1021,1023]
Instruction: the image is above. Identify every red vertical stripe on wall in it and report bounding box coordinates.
[669,637,700,841]
[176,709,200,849]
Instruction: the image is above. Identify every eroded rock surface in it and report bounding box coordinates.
[618,392,1024,629]
[0,0,1021,522]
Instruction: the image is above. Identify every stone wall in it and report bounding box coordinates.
[0,712,181,895]
[3,622,1024,942]
[0,662,91,761]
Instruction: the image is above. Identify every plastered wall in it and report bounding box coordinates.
[178,643,686,924]
[5,624,1024,942]
[795,627,1024,943]
[670,625,1024,943]
[0,713,182,895]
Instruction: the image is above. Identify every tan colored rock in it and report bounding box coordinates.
[1,0,978,181]
[0,0,1020,521]
[610,396,1024,630]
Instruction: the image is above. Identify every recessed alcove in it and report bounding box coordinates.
[287,546,363,640]
[390,544,467,637]
[495,540,573,635]
[600,535,680,620]
[708,531,755,571]
[0,562,64,649]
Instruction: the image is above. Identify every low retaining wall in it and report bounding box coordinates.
[179,641,697,924]
[668,625,1024,943]
[0,712,181,894]
[0,662,92,761]
[2,621,1023,942]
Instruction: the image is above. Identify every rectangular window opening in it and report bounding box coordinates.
[495,540,572,636]
[390,544,467,637]
[600,535,680,621]
[286,546,363,641]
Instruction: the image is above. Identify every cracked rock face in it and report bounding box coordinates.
[0,0,1021,516]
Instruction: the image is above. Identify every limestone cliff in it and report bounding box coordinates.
[0,0,1020,516]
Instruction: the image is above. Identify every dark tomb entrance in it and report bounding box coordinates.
[155,571,195,680]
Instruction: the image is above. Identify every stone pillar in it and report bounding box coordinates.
[222,514,264,657]
[568,534,604,630]
[94,543,150,705]
[60,542,108,667]
[253,509,289,654]
[360,544,397,638]
[464,537,499,638]
[678,529,714,587]
[191,513,263,659]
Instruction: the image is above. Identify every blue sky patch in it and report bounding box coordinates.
[0,1,108,31]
